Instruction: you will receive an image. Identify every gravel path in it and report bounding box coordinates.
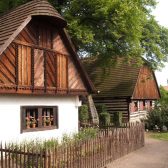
[105,135,168,168]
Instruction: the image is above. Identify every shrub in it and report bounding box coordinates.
[99,112,111,125]
[73,127,98,141]
[96,104,107,114]
[96,104,111,125]
[146,105,168,131]
[113,112,122,127]
[79,104,89,123]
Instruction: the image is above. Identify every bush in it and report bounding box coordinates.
[96,104,111,125]
[79,105,89,123]
[73,127,98,141]
[146,105,168,131]
[96,104,107,114]
[113,112,122,127]
[99,112,111,125]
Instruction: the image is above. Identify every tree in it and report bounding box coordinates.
[158,86,168,105]
[1,0,168,69]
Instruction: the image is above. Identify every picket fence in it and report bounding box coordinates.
[0,122,144,168]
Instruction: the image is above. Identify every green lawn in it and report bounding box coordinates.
[149,132,168,141]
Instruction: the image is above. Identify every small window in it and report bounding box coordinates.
[150,101,153,107]
[143,100,146,107]
[134,102,138,107]
[21,106,58,133]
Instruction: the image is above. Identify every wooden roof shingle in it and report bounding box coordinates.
[82,57,141,98]
[0,0,66,55]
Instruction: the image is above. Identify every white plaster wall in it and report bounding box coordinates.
[0,95,81,143]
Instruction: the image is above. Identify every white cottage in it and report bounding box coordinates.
[0,0,95,142]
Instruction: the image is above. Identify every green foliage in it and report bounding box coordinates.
[146,105,168,131]
[95,104,107,114]
[0,0,31,14]
[158,86,168,105]
[60,0,168,69]
[149,132,168,141]
[96,104,110,125]
[99,112,111,125]
[146,87,168,131]
[79,104,89,123]
[73,127,98,141]
[1,0,168,68]
[113,112,122,127]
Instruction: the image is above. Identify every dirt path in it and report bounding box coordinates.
[105,135,168,168]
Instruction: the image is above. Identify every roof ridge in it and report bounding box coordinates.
[0,0,66,55]
[0,0,50,20]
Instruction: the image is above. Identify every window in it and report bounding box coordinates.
[150,101,153,107]
[21,106,58,132]
[143,100,146,107]
[134,102,138,107]
[134,101,138,111]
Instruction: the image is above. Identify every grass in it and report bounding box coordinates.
[149,132,168,141]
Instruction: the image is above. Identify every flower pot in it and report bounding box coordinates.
[32,123,36,128]
[26,124,30,129]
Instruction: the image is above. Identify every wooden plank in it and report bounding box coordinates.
[14,40,69,56]
[0,59,15,82]
[34,49,44,87]
[46,52,55,87]
[27,47,31,86]
[68,57,86,90]
[18,45,22,85]
[133,66,160,99]
[31,48,34,90]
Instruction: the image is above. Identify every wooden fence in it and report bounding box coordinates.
[0,122,144,168]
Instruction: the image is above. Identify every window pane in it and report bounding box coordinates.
[25,108,38,128]
[42,108,54,127]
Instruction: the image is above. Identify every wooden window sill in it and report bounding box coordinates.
[22,126,58,133]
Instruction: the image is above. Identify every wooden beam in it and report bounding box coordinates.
[66,56,69,92]
[44,51,47,93]
[54,53,57,94]
[31,48,34,92]
[13,40,69,57]
[15,44,19,90]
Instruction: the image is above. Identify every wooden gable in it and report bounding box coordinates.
[132,65,160,100]
[0,19,88,95]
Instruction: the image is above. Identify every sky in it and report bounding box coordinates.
[153,0,168,86]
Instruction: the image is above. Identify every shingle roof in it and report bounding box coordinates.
[0,0,66,55]
[82,57,141,98]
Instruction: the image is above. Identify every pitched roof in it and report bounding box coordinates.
[0,0,96,93]
[0,0,66,55]
[82,57,141,98]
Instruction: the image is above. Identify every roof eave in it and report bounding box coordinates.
[60,29,97,94]
[0,16,32,55]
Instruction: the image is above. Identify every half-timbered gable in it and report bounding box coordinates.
[0,1,94,96]
[132,65,160,99]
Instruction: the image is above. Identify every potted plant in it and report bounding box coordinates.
[30,118,37,128]
[25,117,30,129]
[45,117,51,126]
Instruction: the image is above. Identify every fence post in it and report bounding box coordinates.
[44,149,51,168]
